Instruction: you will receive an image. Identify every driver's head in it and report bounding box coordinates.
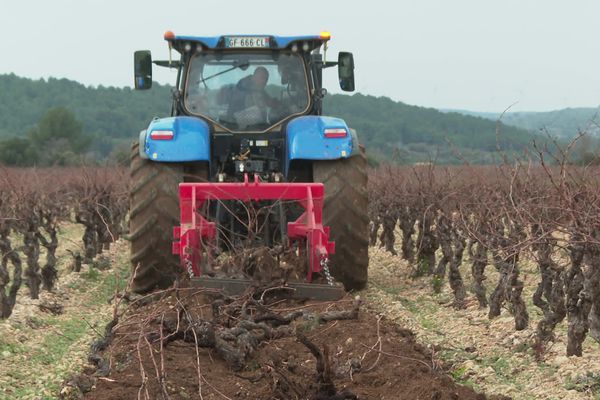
[252,67,269,88]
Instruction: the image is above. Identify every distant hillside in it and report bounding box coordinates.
[0,73,538,164]
[0,73,171,158]
[443,107,600,139]
[325,96,536,163]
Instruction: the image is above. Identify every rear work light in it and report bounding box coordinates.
[324,128,347,138]
[150,130,174,140]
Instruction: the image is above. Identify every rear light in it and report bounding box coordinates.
[150,130,174,140]
[324,128,347,138]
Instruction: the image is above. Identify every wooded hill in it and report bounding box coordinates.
[0,73,537,165]
[445,107,600,140]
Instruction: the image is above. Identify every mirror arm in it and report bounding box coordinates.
[154,60,182,68]
[323,61,338,68]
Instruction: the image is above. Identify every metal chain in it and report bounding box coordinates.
[320,257,335,286]
[185,259,195,278]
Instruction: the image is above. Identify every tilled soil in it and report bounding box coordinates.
[78,288,509,400]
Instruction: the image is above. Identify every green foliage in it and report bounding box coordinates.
[480,354,513,384]
[564,371,600,394]
[29,107,91,165]
[0,105,91,166]
[0,73,540,165]
[0,73,171,161]
[0,137,37,166]
[432,275,444,293]
[31,107,88,149]
[451,365,468,380]
[413,258,430,277]
[567,134,600,165]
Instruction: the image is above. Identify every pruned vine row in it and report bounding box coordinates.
[369,161,600,357]
[0,166,128,318]
[4,157,600,363]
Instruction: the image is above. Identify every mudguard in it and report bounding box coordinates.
[286,116,358,166]
[141,116,211,162]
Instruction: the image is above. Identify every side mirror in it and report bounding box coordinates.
[134,50,153,90]
[338,52,355,92]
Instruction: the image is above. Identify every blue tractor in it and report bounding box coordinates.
[130,32,368,297]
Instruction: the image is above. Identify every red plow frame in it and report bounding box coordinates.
[172,174,336,285]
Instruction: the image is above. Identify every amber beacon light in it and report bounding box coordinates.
[319,31,331,40]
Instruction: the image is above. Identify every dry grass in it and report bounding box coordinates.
[0,223,129,400]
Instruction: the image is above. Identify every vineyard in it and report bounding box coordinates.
[1,162,600,399]
[369,161,600,359]
[0,167,128,318]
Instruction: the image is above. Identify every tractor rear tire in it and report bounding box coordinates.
[313,151,369,290]
[129,143,206,293]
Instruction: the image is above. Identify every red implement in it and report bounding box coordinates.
[172,174,335,283]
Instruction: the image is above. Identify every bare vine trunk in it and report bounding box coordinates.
[470,241,488,308]
[507,253,529,330]
[369,216,380,246]
[489,251,508,319]
[449,233,467,309]
[414,213,437,277]
[76,211,99,264]
[533,239,566,345]
[399,208,416,262]
[83,225,97,264]
[23,230,42,299]
[379,210,398,255]
[0,226,23,319]
[433,215,452,293]
[565,238,590,356]
[39,227,59,292]
[583,245,600,344]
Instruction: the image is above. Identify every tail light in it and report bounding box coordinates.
[150,130,174,140]
[324,128,347,138]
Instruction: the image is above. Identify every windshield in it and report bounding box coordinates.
[184,51,310,132]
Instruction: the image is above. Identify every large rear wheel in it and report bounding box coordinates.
[129,142,207,293]
[313,152,369,290]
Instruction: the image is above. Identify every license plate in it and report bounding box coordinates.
[225,36,270,48]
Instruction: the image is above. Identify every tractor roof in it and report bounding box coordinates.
[163,32,331,52]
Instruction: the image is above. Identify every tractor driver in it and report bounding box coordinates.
[222,67,280,128]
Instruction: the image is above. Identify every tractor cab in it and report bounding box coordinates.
[134,32,356,181]
[183,50,310,132]
[135,32,355,123]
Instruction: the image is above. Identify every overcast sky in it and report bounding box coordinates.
[2,0,600,112]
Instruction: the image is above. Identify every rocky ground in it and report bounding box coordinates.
[365,246,600,400]
[0,223,129,400]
